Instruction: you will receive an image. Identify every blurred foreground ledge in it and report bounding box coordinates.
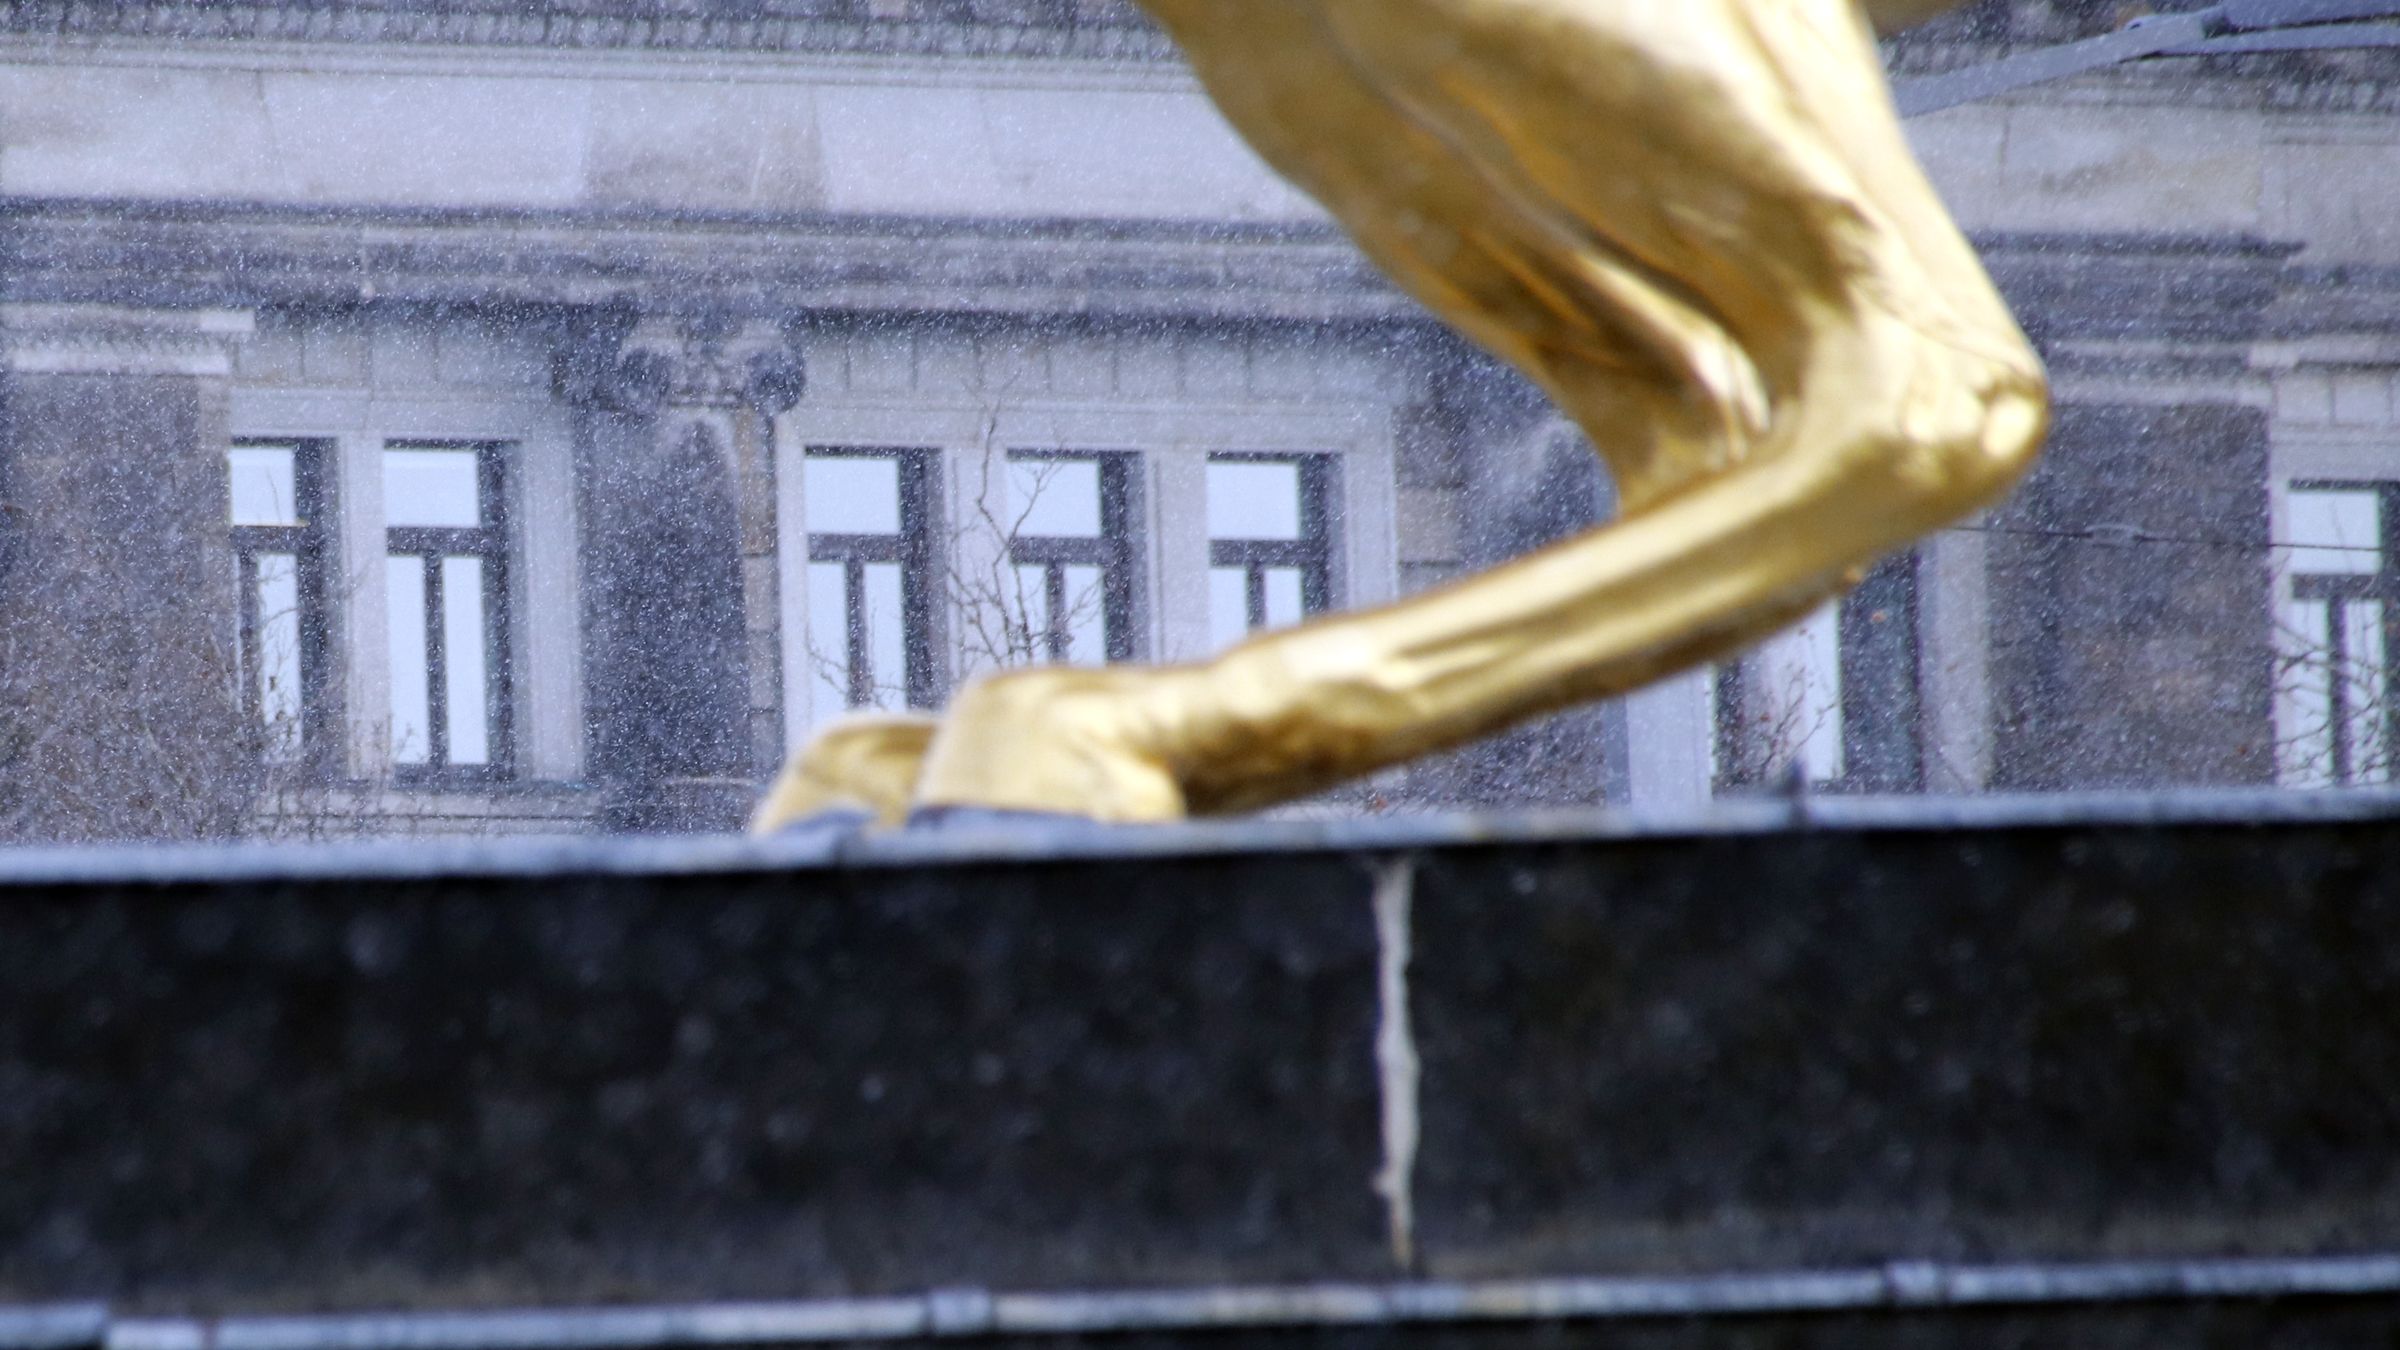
[5,792,2400,1345]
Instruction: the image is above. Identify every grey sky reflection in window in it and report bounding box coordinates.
[228,442,318,762]
[228,445,300,527]
[383,443,506,773]
[383,448,482,528]
[251,553,303,760]
[386,556,432,766]
[805,454,903,535]
[2288,489,2381,576]
[805,563,852,707]
[1747,602,1846,785]
[808,561,909,711]
[2281,485,2391,788]
[1004,452,1124,667]
[1207,456,1325,652]
[1014,561,1108,665]
[1205,460,1304,541]
[1208,565,1308,652]
[1007,457,1102,539]
[442,556,491,766]
[804,451,918,712]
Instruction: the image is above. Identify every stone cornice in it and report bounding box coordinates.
[0,199,1408,326]
[1975,231,2300,347]
[1885,34,2400,118]
[0,303,255,377]
[1,0,1176,61]
[15,4,2400,115]
[1897,59,2400,121]
[0,204,2347,362]
[2263,262,2400,342]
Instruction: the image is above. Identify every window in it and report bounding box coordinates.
[1006,451,1137,664]
[227,441,329,762]
[1733,602,1849,787]
[2280,482,2393,787]
[804,449,936,711]
[383,443,511,776]
[1207,454,1333,651]
[1716,552,1922,793]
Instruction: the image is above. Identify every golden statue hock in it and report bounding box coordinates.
[757,0,2049,829]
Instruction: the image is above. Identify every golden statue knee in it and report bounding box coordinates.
[1943,366,2051,507]
[1985,372,2052,478]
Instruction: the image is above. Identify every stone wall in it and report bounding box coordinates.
[1989,402,2276,790]
[0,310,256,842]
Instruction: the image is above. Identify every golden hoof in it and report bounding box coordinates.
[912,667,1190,824]
[751,713,939,834]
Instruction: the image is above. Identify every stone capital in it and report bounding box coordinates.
[1,305,254,379]
[553,310,806,417]
[633,316,810,415]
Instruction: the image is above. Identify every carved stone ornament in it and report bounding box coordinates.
[552,309,806,417]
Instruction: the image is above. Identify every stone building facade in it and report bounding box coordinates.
[0,0,2395,839]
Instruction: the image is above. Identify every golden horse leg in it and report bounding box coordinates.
[757,0,2045,829]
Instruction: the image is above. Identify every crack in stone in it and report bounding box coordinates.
[1370,855,1421,1274]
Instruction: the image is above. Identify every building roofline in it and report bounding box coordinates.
[0,1,1177,62]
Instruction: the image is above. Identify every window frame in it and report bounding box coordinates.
[383,439,515,783]
[1005,449,1140,664]
[1207,451,1335,633]
[2284,477,2400,787]
[1713,549,1924,795]
[227,438,335,771]
[804,447,940,710]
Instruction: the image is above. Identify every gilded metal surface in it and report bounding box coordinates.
[756,713,936,828]
[756,0,2048,829]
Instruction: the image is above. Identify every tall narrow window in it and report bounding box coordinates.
[227,441,328,762]
[1716,552,1921,793]
[1738,602,1848,786]
[1006,452,1136,665]
[384,443,510,776]
[804,449,934,712]
[2281,482,2392,787]
[1206,454,1332,651]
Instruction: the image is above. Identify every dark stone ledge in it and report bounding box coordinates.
[1412,821,2396,1276]
[3,791,2400,1339]
[0,839,1389,1310]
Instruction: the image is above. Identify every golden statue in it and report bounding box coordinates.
[757,0,2048,830]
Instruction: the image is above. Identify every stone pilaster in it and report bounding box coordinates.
[1396,347,1617,810]
[1988,402,2276,790]
[0,304,256,842]
[557,310,804,834]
